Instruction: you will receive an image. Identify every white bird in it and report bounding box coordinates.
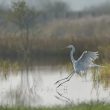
[55,45,100,88]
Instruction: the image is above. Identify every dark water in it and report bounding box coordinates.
[0,60,109,107]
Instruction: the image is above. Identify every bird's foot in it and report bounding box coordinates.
[55,80,60,84]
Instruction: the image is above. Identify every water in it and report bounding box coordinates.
[0,64,109,107]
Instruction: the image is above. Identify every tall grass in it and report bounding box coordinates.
[0,16,110,62]
[99,63,110,88]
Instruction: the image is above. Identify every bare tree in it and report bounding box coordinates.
[9,0,36,57]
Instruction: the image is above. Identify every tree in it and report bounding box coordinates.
[9,0,36,56]
[8,1,37,102]
[43,1,70,19]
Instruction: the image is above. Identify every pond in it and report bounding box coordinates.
[0,60,109,107]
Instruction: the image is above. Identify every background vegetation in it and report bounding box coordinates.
[0,1,110,62]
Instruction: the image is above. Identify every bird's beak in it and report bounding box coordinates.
[61,46,69,50]
[66,46,69,48]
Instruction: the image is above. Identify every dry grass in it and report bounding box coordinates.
[0,15,110,62]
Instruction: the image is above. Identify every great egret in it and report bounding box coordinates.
[55,45,100,88]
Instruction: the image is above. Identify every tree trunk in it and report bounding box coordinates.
[25,25,30,58]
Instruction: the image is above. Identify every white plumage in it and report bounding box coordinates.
[74,51,99,74]
[55,45,99,88]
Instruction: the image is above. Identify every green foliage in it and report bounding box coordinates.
[99,63,110,88]
[0,59,21,78]
[0,102,110,110]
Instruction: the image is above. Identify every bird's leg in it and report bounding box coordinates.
[55,71,74,84]
[96,67,100,102]
[83,71,88,82]
[57,72,74,88]
[77,73,82,77]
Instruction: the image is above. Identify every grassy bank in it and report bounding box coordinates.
[0,102,110,110]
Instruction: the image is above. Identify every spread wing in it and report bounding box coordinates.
[77,51,99,68]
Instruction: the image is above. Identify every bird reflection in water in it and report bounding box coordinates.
[55,85,72,103]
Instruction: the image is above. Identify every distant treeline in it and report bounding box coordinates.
[1,1,110,26]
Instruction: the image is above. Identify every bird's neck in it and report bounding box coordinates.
[70,47,75,63]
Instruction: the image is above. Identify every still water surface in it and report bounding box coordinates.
[0,65,109,107]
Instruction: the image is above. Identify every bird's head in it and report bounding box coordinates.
[66,45,74,49]
[66,45,75,51]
